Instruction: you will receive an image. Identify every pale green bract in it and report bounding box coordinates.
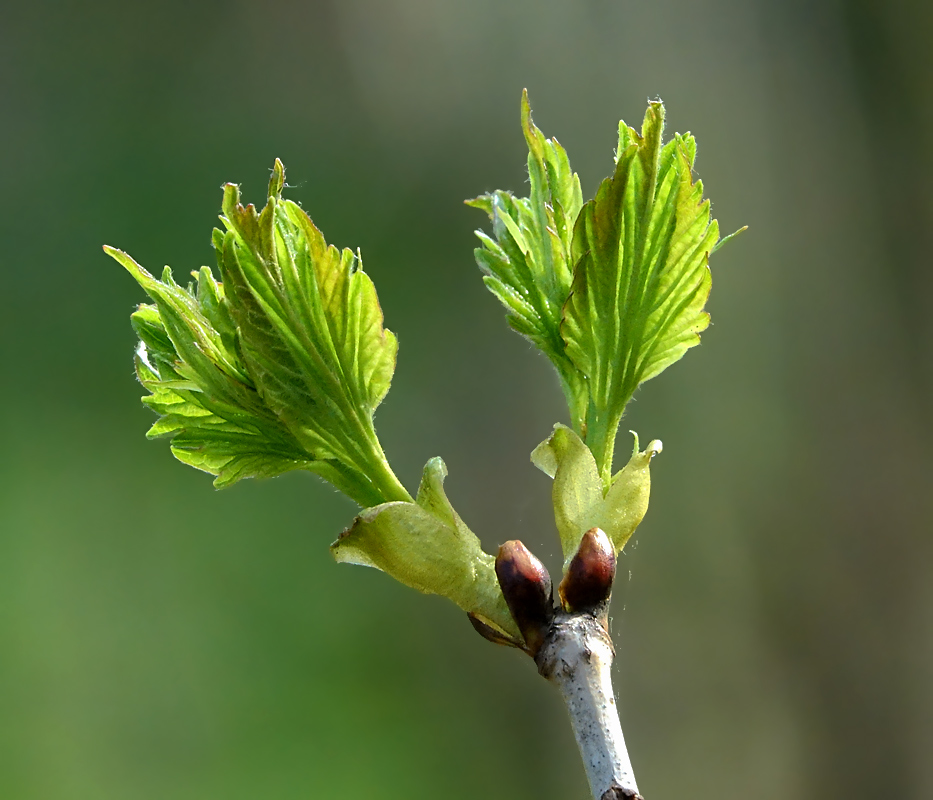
[531,425,661,569]
[332,457,521,642]
[471,94,741,489]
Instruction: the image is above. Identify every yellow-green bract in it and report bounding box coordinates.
[332,457,521,641]
[532,425,661,570]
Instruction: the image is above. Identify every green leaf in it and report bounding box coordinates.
[112,255,386,499]
[563,102,720,485]
[111,160,534,637]
[470,95,738,479]
[331,458,521,642]
[532,424,661,567]
[215,160,407,504]
[467,89,588,432]
[135,348,316,489]
[104,160,410,506]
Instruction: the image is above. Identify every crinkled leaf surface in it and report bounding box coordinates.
[215,161,407,504]
[105,160,409,507]
[332,458,520,641]
[468,90,588,430]
[563,103,719,483]
[110,163,523,637]
[135,348,315,489]
[108,253,322,488]
[472,94,734,486]
[532,424,661,568]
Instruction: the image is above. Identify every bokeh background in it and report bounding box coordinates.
[2,0,932,797]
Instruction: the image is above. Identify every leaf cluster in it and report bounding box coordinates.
[470,92,739,486]
[109,95,742,648]
[106,160,409,508]
[466,91,587,431]
[107,161,517,636]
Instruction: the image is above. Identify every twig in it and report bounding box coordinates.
[536,614,642,800]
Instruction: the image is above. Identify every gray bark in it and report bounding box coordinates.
[536,615,642,800]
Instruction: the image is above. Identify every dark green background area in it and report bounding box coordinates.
[2,1,931,797]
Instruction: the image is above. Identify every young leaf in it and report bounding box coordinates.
[105,160,410,507]
[215,160,408,504]
[135,346,315,489]
[532,424,661,567]
[331,457,521,642]
[467,90,588,432]
[471,95,737,488]
[563,103,719,485]
[111,163,527,641]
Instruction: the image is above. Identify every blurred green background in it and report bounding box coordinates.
[2,0,932,797]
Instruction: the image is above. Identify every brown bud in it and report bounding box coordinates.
[559,527,616,614]
[495,540,554,655]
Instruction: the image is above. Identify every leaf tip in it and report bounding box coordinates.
[520,88,541,152]
[711,225,749,254]
[530,423,572,479]
[329,514,376,566]
[268,158,285,200]
[221,182,241,217]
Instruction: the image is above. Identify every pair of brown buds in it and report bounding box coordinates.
[471,528,616,656]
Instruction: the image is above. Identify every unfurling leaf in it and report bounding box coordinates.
[109,162,525,639]
[105,160,410,507]
[473,93,738,486]
[532,424,661,567]
[109,253,319,488]
[135,346,314,489]
[467,89,588,432]
[331,458,521,641]
[564,103,718,484]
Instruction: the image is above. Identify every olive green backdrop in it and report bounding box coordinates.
[2,0,931,798]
